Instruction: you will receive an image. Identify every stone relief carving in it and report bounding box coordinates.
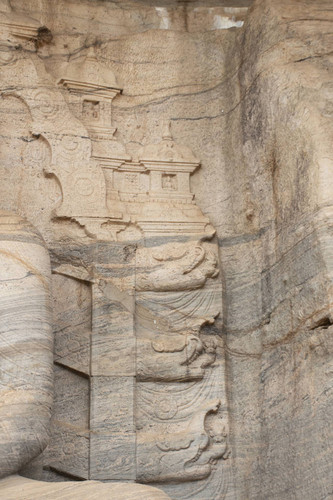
[56,45,131,237]
[47,204,227,495]
[0,6,230,497]
[137,334,217,382]
[0,16,109,223]
[43,121,228,495]
[57,46,130,164]
[0,213,172,499]
[1,1,331,499]
[135,236,228,496]
[0,0,41,42]
[136,240,219,292]
[137,399,229,483]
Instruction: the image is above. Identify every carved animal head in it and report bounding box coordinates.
[203,338,218,354]
[209,425,227,444]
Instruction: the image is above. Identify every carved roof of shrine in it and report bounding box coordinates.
[58,47,121,93]
[138,123,199,166]
[0,0,40,39]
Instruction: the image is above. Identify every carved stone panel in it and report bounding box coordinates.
[134,235,230,498]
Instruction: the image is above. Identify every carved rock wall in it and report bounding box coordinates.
[0,1,236,497]
[0,0,332,499]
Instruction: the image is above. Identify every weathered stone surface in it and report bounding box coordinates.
[45,365,90,479]
[220,1,333,499]
[0,0,332,498]
[52,274,91,374]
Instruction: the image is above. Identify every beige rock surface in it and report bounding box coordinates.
[0,0,332,498]
[223,1,333,498]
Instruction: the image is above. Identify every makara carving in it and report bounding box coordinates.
[137,399,229,483]
[137,334,217,382]
[136,241,219,292]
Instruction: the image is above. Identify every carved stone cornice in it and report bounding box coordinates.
[0,0,40,41]
[58,47,121,98]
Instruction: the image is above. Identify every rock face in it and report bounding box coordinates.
[225,2,333,499]
[0,0,332,499]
